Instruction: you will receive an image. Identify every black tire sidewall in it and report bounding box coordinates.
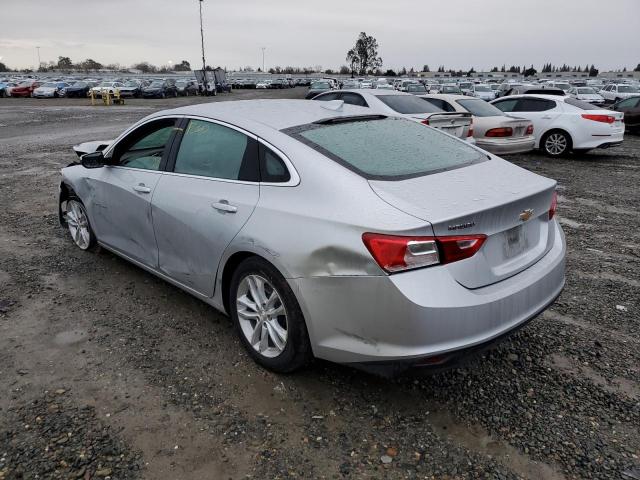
[229,257,311,373]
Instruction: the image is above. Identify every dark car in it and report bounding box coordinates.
[118,80,144,98]
[65,81,94,98]
[305,81,332,99]
[176,80,199,96]
[270,79,286,89]
[141,80,178,98]
[611,96,640,132]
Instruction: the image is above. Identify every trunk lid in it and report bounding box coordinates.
[501,116,532,137]
[369,159,557,288]
[412,112,472,139]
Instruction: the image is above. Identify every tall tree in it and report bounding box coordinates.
[79,59,102,72]
[635,63,640,72]
[422,65,430,72]
[57,56,73,70]
[0,61,9,72]
[345,32,382,75]
[174,60,191,71]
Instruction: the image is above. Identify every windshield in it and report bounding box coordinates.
[619,86,639,93]
[175,81,187,87]
[149,81,164,87]
[456,98,505,117]
[459,83,472,89]
[555,83,571,90]
[73,82,88,88]
[442,86,461,93]
[41,83,56,88]
[577,88,597,94]
[311,82,330,89]
[407,84,427,92]
[376,95,442,114]
[124,81,139,87]
[475,85,491,92]
[293,118,485,180]
[98,82,112,87]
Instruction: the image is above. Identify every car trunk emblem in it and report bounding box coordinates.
[519,209,534,222]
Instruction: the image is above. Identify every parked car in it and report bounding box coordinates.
[496,82,523,98]
[567,87,605,106]
[118,80,144,98]
[311,89,473,141]
[491,95,624,156]
[600,84,640,103]
[305,81,332,99]
[375,83,395,90]
[58,99,565,374]
[90,81,124,98]
[0,80,18,97]
[420,94,535,154]
[610,96,640,132]
[270,79,287,89]
[10,80,40,97]
[142,80,178,98]
[32,81,70,98]
[438,84,463,95]
[176,80,199,96]
[504,86,565,97]
[467,84,496,101]
[405,83,428,95]
[256,80,270,89]
[546,82,572,93]
[458,82,473,95]
[360,80,373,89]
[65,81,94,98]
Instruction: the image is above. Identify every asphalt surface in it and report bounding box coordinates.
[0,88,638,480]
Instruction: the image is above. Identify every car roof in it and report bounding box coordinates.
[149,99,374,132]
[493,94,568,102]
[419,94,469,102]
[340,88,409,97]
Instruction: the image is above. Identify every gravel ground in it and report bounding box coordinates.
[0,88,638,480]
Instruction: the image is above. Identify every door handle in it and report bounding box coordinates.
[541,116,552,119]
[133,184,151,194]
[211,201,238,213]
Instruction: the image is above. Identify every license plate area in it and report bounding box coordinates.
[504,225,527,258]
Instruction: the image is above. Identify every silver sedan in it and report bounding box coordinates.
[59,99,566,374]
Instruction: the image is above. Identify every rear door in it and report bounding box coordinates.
[152,118,260,296]
[493,97,559,144]
[89,117,181,267]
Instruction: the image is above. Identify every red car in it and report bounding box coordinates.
[10,80,40,97]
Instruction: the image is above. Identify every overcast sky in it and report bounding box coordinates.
[1,0,638,72]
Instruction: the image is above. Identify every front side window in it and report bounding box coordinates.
[173,120,257,181]
[111,118,177,170]
[289,117,485,180]
[619,86,640,93]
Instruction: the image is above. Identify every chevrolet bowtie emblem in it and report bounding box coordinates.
[519,209,534,222]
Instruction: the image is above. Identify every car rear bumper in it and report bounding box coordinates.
[476,136,536,155]
[574,129,624,149]
[291,220,566,366]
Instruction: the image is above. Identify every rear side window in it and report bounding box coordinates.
[289,117,485,180]
[375,95,443,114]
[492,98,518,112]
[564,98,598,110]
[457,99,504,117]
[515,98,556,112]
[315,92,341,101]
[341,92,368,107]
[259,144,291,183]
[173,120,258,181]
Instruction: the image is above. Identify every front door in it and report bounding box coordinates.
[89,117,181,267]
[152,118,260,296]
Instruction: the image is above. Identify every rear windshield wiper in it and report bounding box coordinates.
[313,114,387,125]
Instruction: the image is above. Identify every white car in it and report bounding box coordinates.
[32,81,69,98]
[468,84,496,101]
[567,87,605,106]
[360,80,373,89]
[256,80,270,89]
[491,94,624,156]
[458,82,473,95]
[600,84,640,103]
[312,89,474,141]
[546,82,572,93]
[420,94,535,155]
[90,81,124,97]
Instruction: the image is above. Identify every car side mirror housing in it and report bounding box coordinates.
[81,151,105,169]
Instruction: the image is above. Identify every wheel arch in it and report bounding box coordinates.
[539,127,573,151]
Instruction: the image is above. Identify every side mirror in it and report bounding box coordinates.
[81,151,105,169]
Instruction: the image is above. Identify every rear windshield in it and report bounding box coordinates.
[376,95,442,114]
[288,117,485,180]
[564,98,599,110]
[312,82,330,89]
[457,98,505,117]
[619,86,639,93]
[577,87,597,94]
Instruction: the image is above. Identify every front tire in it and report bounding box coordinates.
[542,130,572,157]
[229,257,312,373]
[63,198,97,251]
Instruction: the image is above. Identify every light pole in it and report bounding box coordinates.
[198,0,209,94]
[261,47,266,73]
[36,46,41,72]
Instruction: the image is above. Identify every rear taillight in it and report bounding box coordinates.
[581,114,615,124]
[421,119,430,126]
[362,233,487,273]
[549,191,558,220]
[467,118,474,137]
[485,127,513,137]
[525,124,534,135]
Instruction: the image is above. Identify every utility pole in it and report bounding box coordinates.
[36,46,41,72]
[261,47,266,73]
[198,0,209,95]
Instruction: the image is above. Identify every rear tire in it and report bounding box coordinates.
[541,130,572,157]
[229,257,312,373]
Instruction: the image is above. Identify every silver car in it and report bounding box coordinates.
[59,99,566,374]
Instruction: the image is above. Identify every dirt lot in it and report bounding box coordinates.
[0,88,638,480]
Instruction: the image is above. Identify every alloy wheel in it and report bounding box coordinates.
[545,133,568,156]
[65,200,91,250]
[236,274,288,358]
